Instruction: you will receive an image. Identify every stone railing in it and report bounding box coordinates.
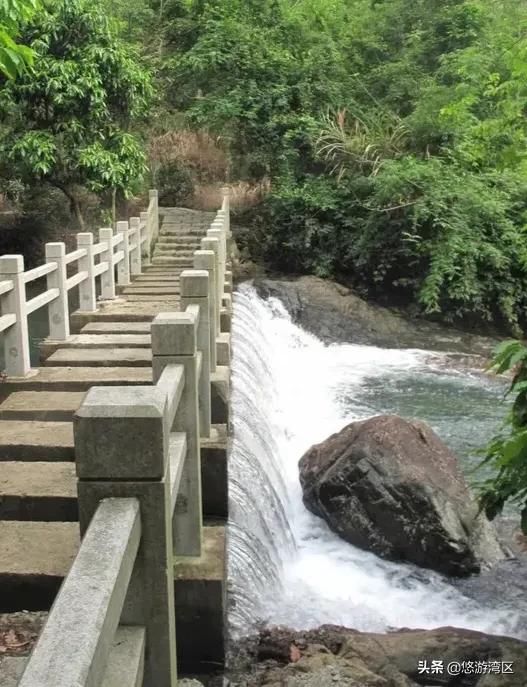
[16,192,231,687]
[0,189,159,378]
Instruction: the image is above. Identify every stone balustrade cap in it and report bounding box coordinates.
[45,242,66,258]
[181,270,209,298]
[74,386,168,480]
[0,255,25,273]
[193,251,215,270]
[77,233,94,245]
[76,386,166,418]
[151,311,198,356]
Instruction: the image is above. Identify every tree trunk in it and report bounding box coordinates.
[54,183,85,231]
[111,188,116,228]
[158,0,165,57]
[72,196,85,231]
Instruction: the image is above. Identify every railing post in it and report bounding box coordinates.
[193,250,217,372]
[115,221,131,287]
[221,186,230,231]
[0,255,30,377]
[74,386,177,687]
[77,233,97,312]
[149,189,159,244]
[201,237,221,337]
[140,211,151,265]
[45,242,70,341]
[207,226,226,301]
[181,270,211,438]
[151,311,202,557]
[130,217,142,276]
[99,227,116,300]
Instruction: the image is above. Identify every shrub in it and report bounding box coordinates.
[477,340,527,533]
[157,160,194,207]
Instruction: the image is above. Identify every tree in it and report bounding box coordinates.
[0,0,40,78]
[0,0,152,228]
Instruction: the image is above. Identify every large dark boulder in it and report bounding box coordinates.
[299,415,505,576]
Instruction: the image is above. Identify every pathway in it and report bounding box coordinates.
[0,206,231,679]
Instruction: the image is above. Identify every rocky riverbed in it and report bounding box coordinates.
[227,624,527,686]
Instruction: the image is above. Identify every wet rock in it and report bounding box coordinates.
[229,625,527,686]
[253,276,501,356]
[299,415,505,576]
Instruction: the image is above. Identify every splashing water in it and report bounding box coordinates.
[228,284,524,640]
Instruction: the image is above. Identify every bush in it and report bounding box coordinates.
[477,340,527,532]
[244,158,527,333]
[157,160,194,207]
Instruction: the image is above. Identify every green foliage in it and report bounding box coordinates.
[0,0,152,225]
[221,0,527,332]
[477,340,527,532]
[0,0,40,78]
[162,0,351,178]
[157,159,194,206]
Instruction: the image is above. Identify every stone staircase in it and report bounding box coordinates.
[0,206,230,678]
[152,208,215,266]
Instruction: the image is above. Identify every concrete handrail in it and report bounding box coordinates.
[0,190,160,377]
[18,498,143,687]
[15,191,232,687]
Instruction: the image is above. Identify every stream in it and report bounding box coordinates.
[228,283,525,642]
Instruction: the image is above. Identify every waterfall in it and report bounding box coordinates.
[227,283,525,640]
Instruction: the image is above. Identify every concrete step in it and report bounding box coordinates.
[133,276,180,283]
[71,299,181,328]
[0,462,77,521]
[0,421,74,461]
[81,322,151,335]
[121,286,180,296]
[174,525,225,673]
[0,520,79,611]
[43,348,152,368]
[141,269,182,277]
[143,266,182,272]
[155,241,197,256]
[41,335,151,358]
[152,253,193,262]
[0,391,85,422]
[0,426,226,521]
[0,523,223,614]
[152,257,194,266]
[153,253,196,261]
[40,335,152,363]
[0,367,152,394]
[159,230,207,238]
[119,295,181,305]
[156,240,196,246]
[157,236,202,245]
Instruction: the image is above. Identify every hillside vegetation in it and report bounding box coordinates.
[3,0,527,332]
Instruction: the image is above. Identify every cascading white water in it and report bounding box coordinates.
[228,283,524,640]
